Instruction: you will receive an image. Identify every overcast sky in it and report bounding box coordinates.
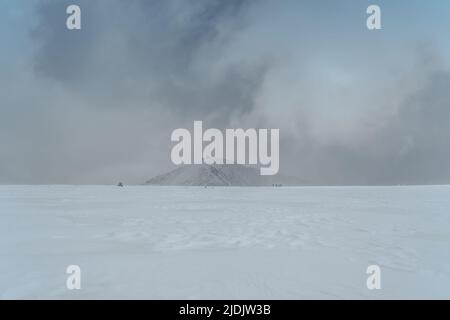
[1,0,450,185]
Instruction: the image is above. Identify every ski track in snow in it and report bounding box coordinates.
[1,185,450,299]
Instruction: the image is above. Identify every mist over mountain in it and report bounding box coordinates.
[3,1,450,185]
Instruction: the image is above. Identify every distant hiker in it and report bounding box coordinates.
[117,182,124,187]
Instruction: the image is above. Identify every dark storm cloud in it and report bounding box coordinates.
[32,0,262,120]
[0,0,267,184]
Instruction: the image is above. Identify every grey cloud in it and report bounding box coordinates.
[279,67,450,185]
[2,0,450,185]
[32,0,262,121]
[382,71,450,184]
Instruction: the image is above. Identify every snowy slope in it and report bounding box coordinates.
[145,164,301,186]
[1,185,450,299]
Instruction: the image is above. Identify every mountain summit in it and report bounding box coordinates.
[145,164,302,186]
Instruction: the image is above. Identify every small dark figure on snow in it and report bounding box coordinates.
[117,182,124,187]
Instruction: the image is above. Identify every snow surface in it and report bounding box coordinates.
[1,185,450,299]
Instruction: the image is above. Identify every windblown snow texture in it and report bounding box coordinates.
[1,185,450,299]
